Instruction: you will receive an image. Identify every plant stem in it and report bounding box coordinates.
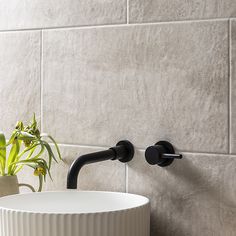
[38,175,43,192]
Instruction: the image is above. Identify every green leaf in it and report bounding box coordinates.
[16,142,40,161]
[13,145,45,175]
[7,139,20,175]
[11,143,39,174]
[25,145,37,160]
[7,130,18,145]
[31,113,37,129]
[31,145,45,160]
[41,134,62,160]
[0,132,6,175]
[39,140,57,169]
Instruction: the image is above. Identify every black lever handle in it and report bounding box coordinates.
[145,141,182,167]
[162,153,183,159]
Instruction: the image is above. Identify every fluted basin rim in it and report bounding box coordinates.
[0,191,149,214]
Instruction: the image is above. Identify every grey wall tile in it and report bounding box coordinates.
[0,0,126,30]
[129,0,236,23]
[0,31,41,136]
[128,151,236,236]
[231,19,236,153]
[43,21,228,153]
[18,145,126,192]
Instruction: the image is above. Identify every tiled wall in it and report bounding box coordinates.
[0,1,236,235]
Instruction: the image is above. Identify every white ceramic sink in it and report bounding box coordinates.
[0,191,150,236]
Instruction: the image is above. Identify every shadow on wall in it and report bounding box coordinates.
[128,151,236,236]
[151,156,236,236]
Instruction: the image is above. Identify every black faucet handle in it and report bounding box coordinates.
[145,141,182,167]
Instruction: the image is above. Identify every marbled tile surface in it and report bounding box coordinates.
[0,31,40,135]
[43,21,228,153]
[130,0,236,23]
[0,0,126,30]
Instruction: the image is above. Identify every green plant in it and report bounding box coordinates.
[0,114,61,191]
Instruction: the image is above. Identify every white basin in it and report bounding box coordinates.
[0,191,150,236]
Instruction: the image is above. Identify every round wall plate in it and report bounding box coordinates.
[116,140,134,163]
[155,141,175,167]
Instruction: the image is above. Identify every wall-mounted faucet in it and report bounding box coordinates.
[67,140,134,189]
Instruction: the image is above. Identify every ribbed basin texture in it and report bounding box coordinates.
[0,191,150,236]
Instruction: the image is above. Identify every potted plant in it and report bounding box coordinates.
[0,114,61,197]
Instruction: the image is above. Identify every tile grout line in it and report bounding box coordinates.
[0,17,233,33]
[125,164,129,193]
[40,30,44,132]
[58,143,111,149]
[55,143,236,157]
[229,19,232,154]
[180,151,236,157]
[127,0,129,24]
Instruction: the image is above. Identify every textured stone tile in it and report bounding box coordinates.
[128,150,236,236]
[231,19,236,153]
[0,31,40,136]
[129,0,236,23]
[0,0,126,30]
[43,21,228,153]
[18,145,126,192]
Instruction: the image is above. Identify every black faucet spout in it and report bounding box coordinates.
[67,140,134,189]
